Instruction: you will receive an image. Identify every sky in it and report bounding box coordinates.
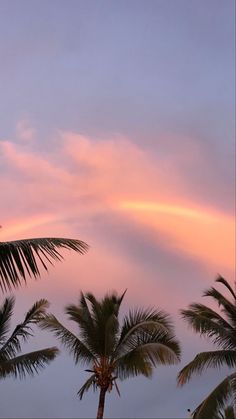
[0,0,235,418]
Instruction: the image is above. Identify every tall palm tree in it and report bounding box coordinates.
[40,290,181,419]
[0,232,89,292]
[178,276,236,419]
[0,296,58,379]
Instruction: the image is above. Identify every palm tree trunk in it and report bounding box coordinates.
[96,387,107,419]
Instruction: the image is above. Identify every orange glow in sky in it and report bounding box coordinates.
[118,200,220,220]
[0,214,60,241]
[118,200,235,272]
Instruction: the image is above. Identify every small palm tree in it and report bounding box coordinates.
[0,296,58,379]
[41,290,181,419]
[178,276,236,419]
[0,232,89,292]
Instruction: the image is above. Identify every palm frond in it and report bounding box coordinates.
[0,237,89,292]
[181,304,236,349]
[113,378,121,397]
[216,276,236,301]
[66,297,96,351]
[0,299,49,359]
[82,291,125,356]
[116,330,180,380]
[192,373,236,419]
[84,293,101,321]
[66,291,128,357]
[115,308,174,359]
[232,374,236,406]
[104,314,120,356]
[0,347,59,379]
[223,405,236,419]
[40,314,95,364]
[203,287,236,328]
[77,373,97,400]
[115,348,153,379]
[85,291,125,321]
[178,351,236,386]
[0,297,15,345]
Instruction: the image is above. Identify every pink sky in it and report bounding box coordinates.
[1,128,235,329]
[1,130,234,274]
[1,128,234,418]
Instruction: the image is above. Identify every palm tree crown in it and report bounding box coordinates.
[0,236,89,292]
[178,276,236,419]
[0,297,58,379]
[41,290,181,419]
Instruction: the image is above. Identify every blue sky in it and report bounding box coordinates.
[1,0,234,143]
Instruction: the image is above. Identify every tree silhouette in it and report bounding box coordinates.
[0,233,88,292]
[41,290,181,419]
[178,276,236,419]
[0,297,58,379]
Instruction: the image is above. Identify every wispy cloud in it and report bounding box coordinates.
[1,131,234,275]
[16,117,35,142]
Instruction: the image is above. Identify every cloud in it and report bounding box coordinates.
[0,131,234,275]
[16,117,35,142]
[117,199,235,272]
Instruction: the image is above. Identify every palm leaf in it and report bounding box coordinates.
[102,291,127,355]
[192,373,236,419]
[104,313,120,356]
[181,304,236,349]
[0,299,49,359]
[0,347,59,379]
[223,405,236,419]
[66,296,96,353]
[232,374,236,406]
[82,291,125,356]
[0,237,89,291]
[77,373,97,400]
[116,330,180,380]
[0,297,15,345]
[216,276,236,301]
[178,351,236,386]
[115,308,175,359]
[203,287,236,328]
[116,348,153,379]
[85,291,125,322]
[40,314,95,364]
[119,308,173,341]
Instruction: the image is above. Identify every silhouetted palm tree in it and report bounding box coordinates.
[178,276,236,419]
[41,291,181,419]
[0,297,58,379]
[0,233,89,292]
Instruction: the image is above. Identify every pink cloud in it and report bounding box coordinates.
[1,131,234,284]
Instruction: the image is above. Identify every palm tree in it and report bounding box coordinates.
[0,232,89,292]
[178,276,236,419]
[40,290,181,419]
[0,296,58,379]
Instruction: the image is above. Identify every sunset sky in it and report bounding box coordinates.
[0,1,235,418]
